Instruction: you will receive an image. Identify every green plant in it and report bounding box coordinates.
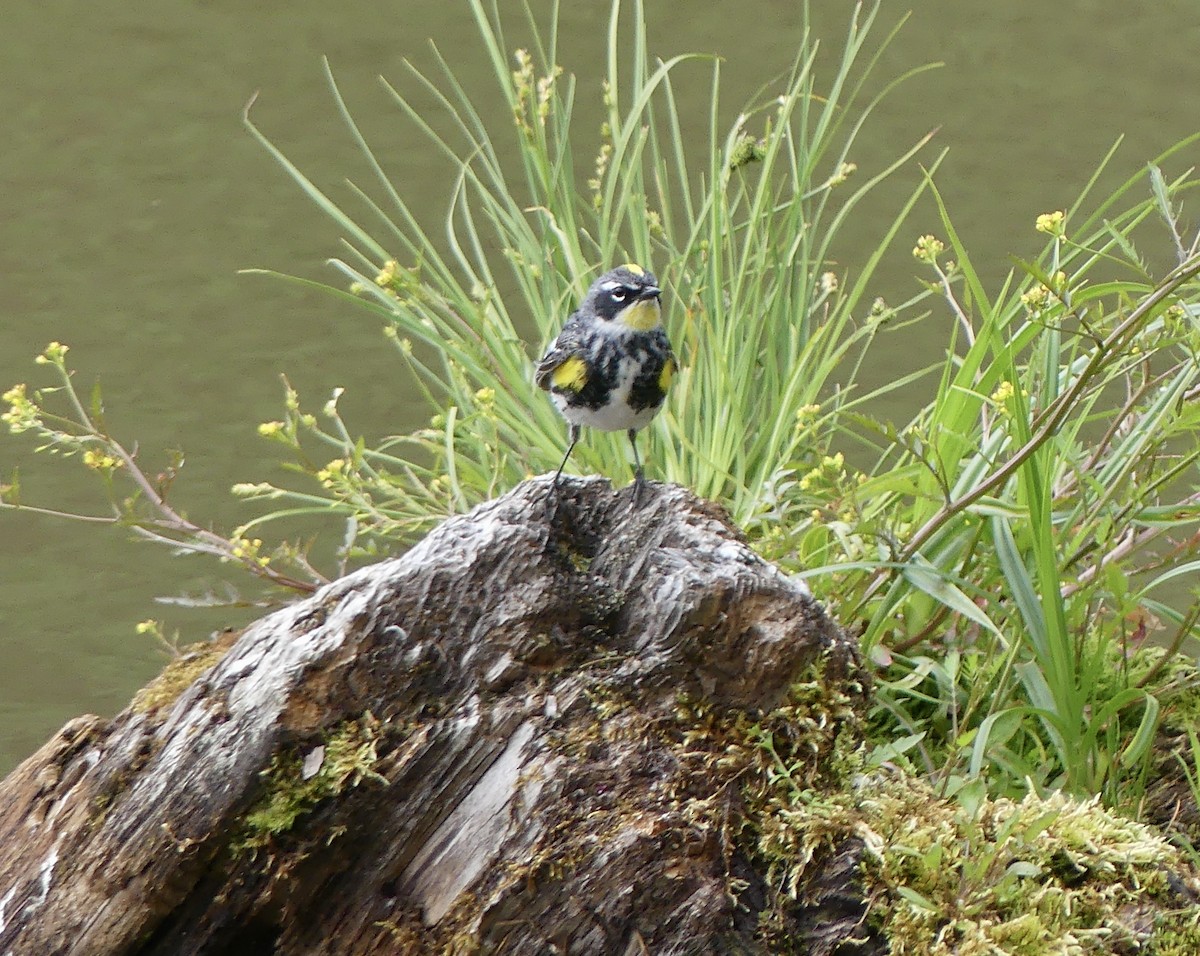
[233,0,938,550]
[769,152,1200,802]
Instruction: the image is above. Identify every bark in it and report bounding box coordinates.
[0,477,864,955]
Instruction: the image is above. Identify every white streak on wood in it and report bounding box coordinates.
[0,834,62,935]
[405,720,541,924]
[0,886,16,934]
[28,839,60,914]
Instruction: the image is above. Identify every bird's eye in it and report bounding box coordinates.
[610,289,628,303]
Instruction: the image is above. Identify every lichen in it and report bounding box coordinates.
[233,712,388,856]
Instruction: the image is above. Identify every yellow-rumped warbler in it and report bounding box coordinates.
[536,264,676,497]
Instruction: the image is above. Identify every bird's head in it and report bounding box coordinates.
[583,264,662,332]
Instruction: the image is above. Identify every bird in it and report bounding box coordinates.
[535,263,676,499]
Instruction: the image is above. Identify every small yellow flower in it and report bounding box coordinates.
[1035,210,1066,237]
[34,342,69,366]
[230,537,266,565]
[257,420,285,438]
[1021,286,1049,310]
[135,619,160,636]
[2,383,27,407]
[375,260,398,287]
[912,235,945,264]
[82,448,122,473]
[990,381,1015,405]
[2,383,40,434]
[316,459,347,486]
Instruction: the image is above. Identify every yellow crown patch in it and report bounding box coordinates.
[621,263,646,276]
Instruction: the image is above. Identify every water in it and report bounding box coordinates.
[2,0,1198,772]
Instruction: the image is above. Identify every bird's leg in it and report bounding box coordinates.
[628,428,646,503]
[552,424,581,490]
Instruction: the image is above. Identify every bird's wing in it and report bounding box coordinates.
[534,320,590,392]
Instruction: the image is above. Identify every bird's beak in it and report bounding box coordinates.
[640,285,662,300]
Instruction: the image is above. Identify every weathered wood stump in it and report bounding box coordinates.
[0,477,861,954]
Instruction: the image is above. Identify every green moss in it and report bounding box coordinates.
[233,712,388,856]
[130,632,237,715]
[753,769,1200,954]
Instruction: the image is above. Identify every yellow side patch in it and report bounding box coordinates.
[621,262,645,276]
[659,357,676,391]
[551,356,589,392]
[619,299,660,332]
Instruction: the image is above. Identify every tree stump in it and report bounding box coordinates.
[0,477,862,955]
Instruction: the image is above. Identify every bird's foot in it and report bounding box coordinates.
[631,468,647,506]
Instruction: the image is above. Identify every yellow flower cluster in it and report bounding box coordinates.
[795,403,821,423]
[82,448,122,473]
[912,235,945,265]
[316,459,349,487]
[1020,285,1049,311]
[989,380,1028,414]
[1021,271,1069,311]
[34,341,69,366]
[230,536,270,568]
[1035,210,1066,237]
[799,451,846,492]
[1,383,40,434]
[375,260,399,287]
